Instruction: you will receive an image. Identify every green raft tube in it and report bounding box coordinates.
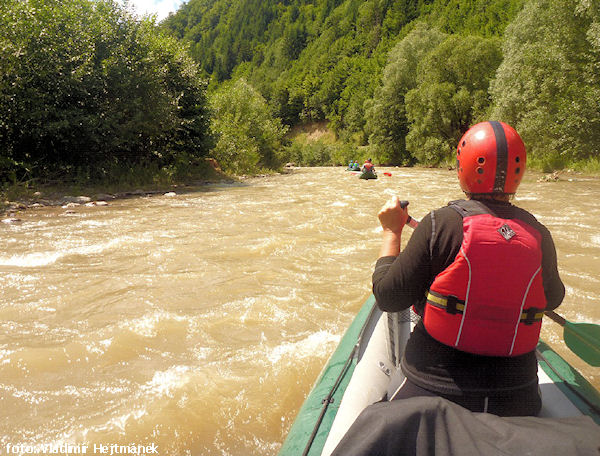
[359,170,377,180]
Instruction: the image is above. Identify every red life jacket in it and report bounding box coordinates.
[363,162,374,171]
[423,200,546,356]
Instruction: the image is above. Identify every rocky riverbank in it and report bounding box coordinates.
[0,182,234,224]
[0,158,242,222]
[1,161,297,223]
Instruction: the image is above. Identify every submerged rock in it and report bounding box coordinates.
[2,218,21,224]
[63,196,92,204]
[95,194,116,201]
[537,172,561,182]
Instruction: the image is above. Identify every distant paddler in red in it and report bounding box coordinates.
[359,158,378,180]
[361,158,374,173]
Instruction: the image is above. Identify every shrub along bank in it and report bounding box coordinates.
[0,0,212,188]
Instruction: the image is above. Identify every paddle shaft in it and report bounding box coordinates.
[544,310,566,326]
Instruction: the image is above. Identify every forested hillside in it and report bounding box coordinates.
[163,0,600,171]
[162,0,522,134]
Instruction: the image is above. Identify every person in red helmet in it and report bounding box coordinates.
[360,158,377,179]
[372,121,564,416]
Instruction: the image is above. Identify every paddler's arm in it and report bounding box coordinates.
[540,226,565,311]
[372,198,433,312]
[377,196,408,257]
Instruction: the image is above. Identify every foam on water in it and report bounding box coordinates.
[0,233,157,267]
[515,195,539,202]
[2,384,47,405]
[330,201,349,207]
[85,338,112,356]
[78,220,111,228]
[121,311,189,338]
[141,365,191,398]
[329,245,358,255]
[0,251,63,267]
[267,330,339,364]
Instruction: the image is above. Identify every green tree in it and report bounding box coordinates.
[490,0,600,170]
[210,79,288,173]
[405,33,502,164]
[426,0,525,37]
[365,24,446,164]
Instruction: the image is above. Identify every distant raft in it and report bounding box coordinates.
[359,170,377,180]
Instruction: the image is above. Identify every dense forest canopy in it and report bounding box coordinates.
[1,0,599,186]
[162,0,522,133]
[161,0,599,171]
[491,0,600,169]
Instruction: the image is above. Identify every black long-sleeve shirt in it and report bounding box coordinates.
[372,199,565,394]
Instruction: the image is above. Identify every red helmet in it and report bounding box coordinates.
[456,121,526,195]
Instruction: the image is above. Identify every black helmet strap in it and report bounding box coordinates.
[489,121,508,193]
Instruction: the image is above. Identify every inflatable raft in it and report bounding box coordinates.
[358,170,377,180]
[279,295,600,456]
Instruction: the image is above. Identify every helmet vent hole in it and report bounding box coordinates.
[458,148,461,156]
[515,167,520,174]
[476,167,484,174]
[477,179,482,184]
[462,140,466,147]
[515,156,520,163]
[477,157,485,164]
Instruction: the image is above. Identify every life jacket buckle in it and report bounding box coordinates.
[446,295,461,315]
[522,307,544,325]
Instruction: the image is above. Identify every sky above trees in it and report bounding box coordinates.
[127,0,183,20]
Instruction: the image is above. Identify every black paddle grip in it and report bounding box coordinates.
[399,200,415,226]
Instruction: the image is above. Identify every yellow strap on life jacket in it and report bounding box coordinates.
[426,292,465,313]
[426,291,543,324]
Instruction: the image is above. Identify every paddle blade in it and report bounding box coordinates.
[563,322,600,367]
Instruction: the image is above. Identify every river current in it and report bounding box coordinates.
[1,167,599,455]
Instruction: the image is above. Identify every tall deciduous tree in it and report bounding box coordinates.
[364,24,446,164]
[490,0,600,170]
[405,34,502,164]
[210,79,288,173]
[0,0,212,182]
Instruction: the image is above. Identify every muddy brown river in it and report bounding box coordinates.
[1,167,598,455]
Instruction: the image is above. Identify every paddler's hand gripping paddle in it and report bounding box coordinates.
[399,200,419,229]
